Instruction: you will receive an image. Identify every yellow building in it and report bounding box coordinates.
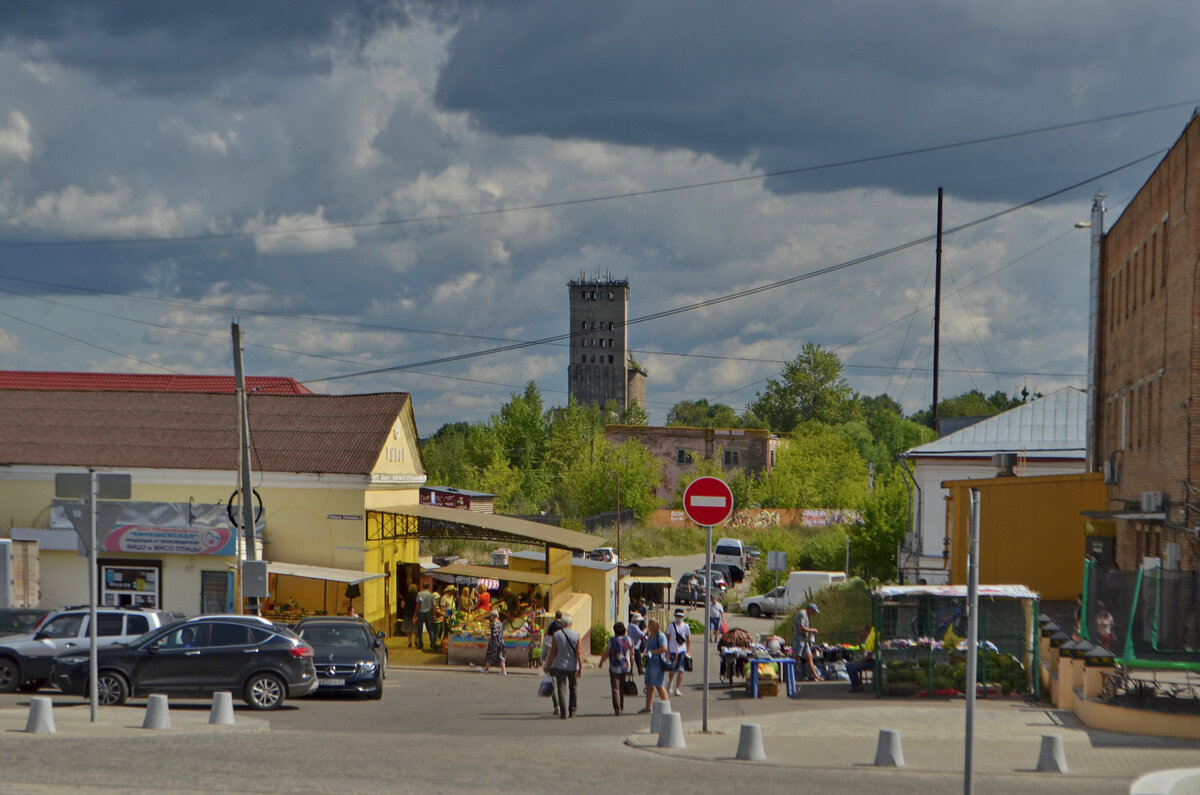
[509,551,615,631]
[943,472,1107,601]
[0,386,423,633]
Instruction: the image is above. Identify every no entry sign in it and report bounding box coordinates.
[682,476,734,527]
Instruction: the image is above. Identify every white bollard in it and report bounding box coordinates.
[649,700,672,734]
[735,723,766,761]
[142,693,171,731]
[24,696,55,735]
[1035,733,1068,774]
[209,691,236,726]
[874,728,905,767]
[657,710,686,748]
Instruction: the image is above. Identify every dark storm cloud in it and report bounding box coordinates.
[0,0,416,96]
[434,1,1200,202]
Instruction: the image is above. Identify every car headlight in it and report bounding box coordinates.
[357,660,377,674]
[56,655,88,666]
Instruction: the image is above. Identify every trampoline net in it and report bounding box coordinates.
[1084,560,1200,666]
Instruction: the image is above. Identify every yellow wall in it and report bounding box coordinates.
[946,473,1106,600]
[571,564,616,631]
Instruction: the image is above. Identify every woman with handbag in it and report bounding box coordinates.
[638,618,671,714]
[599,621,635,715]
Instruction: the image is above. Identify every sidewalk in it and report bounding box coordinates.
[0,701,269,739]
[624,694,1200,783]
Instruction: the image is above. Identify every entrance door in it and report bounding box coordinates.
[201,571,229,613]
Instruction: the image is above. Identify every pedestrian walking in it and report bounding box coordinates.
[415,581,437,649]
[638,618,671,713]
[792,602,822,680]
[708,594,725,641]
[542,610,564,715]
[626,617,646,675]
[543,614,582,719]
[599,621,633,715]
[402,583,418,647]
[482,609,507,675]
[666,608,691,696]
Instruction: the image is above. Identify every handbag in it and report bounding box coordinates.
[537,674,554,698]
[622,678,639,697]
[683,654,694,672]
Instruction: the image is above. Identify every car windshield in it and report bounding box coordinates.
[297,625,371,650]
[0,612,43,633]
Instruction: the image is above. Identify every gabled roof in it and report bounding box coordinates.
[903,386,1086,459]
[0,390,409,475]
[0,370,311,395]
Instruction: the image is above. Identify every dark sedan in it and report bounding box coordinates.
[0,608,49,637]
[294,617,386,699]
[50,615,317,710]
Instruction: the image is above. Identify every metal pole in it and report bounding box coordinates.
[232,322,259,615]
[614,471,621,563]
[932,187,943,431]
[964,488,981,795]
[1085,193,1105,472]
[845,535,850,576]
[702,524,712,733]
[88,469,99,723]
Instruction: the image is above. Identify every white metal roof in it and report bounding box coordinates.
[903,387,1086,458]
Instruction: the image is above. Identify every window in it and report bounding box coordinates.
[676,449,693,464]
[210,622,253,646]
[723,450,740,466]
[97,614,124,636]
[581,321,586,330]
[1162,218,1169,287]
[590,354,595,363]
[40,614,83,639]
[608,291,614,300]
[126,615,149,635]
[608,322,614,330]
[608,355,614,363]
[581,355,586,363]
[608,338,614,348]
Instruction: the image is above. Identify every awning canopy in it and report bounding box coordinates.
[625,575,675,585]
[876,584,1038,600]
[369,504,599,551]
[432,562,563,586]
[267,561,385,585]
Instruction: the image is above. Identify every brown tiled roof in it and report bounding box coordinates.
[0,390,409,475]
[0,371,312,395]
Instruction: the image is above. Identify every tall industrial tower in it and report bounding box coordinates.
[567,274,646,411]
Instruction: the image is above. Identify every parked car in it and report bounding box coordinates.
[741,571,847,617]
[707,562,745,584]
[0,608,50,637]
[693,569,728,592]
[586,547,618,564]
[294,616,387,700]
[50,614,317,710]
[0,606,174,693]
[741,586,788,617]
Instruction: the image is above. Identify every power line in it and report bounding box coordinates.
[0,101,1192,250]
[304,149,1164,385]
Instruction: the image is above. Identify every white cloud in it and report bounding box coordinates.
[243,206,357,255]
[0,110,33,162]
[8,179,196,238]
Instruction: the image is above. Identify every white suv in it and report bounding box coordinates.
[0,606,174,692]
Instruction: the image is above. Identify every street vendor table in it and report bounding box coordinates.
[748,657,797,698]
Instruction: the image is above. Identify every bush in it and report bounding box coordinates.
[590,623,612,655]
[770,577,872,646]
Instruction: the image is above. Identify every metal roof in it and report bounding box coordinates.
[0,370,312,394]
[375,504,599,551]
[431,562,563,586]
[903,387,1086,458]
[267,561,385,585]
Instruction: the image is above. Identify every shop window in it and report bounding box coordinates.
[723,450,740,466]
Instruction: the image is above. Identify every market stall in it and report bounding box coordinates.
[872,584,1040,698]
[259,561,386,624]
[430,563,563,666]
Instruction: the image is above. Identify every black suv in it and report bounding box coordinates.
[294,617,387,699]
[50,615,317,710]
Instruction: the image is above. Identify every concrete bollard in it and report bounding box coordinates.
[649,700,672,734]
[142,693,171,731]
[735,723,766,761]
[24,696,55,735]
[1035,733,1068,774]
[209,691,235,726]
[657,710,686,749]
[873,728,905,767]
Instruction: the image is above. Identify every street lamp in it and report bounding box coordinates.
[609,470,621,562]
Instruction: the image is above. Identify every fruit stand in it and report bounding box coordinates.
[871,584,1040,698]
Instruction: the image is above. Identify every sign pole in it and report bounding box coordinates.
[964,488,981,795]
[702,523,712,732]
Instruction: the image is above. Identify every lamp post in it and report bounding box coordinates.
[609,469,621,562]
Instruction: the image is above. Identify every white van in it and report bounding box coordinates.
[740,570,847,617]
[712,538,747,569]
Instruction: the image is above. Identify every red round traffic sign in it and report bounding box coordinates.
[682,476,734,526]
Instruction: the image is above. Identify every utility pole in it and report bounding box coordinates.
[931,187,943,433]
[1085,193,1105,473]
[232,322,259,615]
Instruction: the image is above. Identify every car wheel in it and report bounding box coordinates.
[381,652,388,680]
[244,672,286,710]
[368,676,383,700]
[748,604,762,618]
[96,671,129,706]
[0,656,21,692]
[17,679,45,693]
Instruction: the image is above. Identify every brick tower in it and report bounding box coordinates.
[567,274,646,410]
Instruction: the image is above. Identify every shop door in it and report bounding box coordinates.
[201,571,229,614]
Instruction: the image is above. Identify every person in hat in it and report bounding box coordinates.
[439,584,457,640]
[666,607,691,696]
[792,602,822,681]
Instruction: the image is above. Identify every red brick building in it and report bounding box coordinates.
[1095,110,1200,573]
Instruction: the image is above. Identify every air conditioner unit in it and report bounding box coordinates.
[1140,491,1164,513]
[1102,460,1120,485]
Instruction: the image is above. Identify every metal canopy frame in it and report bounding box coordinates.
[366,506,598,550]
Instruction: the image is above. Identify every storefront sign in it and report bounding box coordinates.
[51,500,237,556]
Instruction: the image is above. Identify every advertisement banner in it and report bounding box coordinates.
[52,500,239,556]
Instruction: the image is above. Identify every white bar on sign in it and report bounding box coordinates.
[689,496,727,507]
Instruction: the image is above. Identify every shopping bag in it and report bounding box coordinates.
[537,674,554,698]
[622,678,639,697]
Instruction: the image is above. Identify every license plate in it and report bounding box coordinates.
[318,678,345,686]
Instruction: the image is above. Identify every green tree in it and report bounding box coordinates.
[848,471,910,581]
[909,388,1032,427]
[749,343,861,432]
[618,398,649,426]
[666,399,740,428]
[555,437,663,521]
[753,424,869,509]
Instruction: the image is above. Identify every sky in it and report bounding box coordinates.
[0,1,1198,435]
